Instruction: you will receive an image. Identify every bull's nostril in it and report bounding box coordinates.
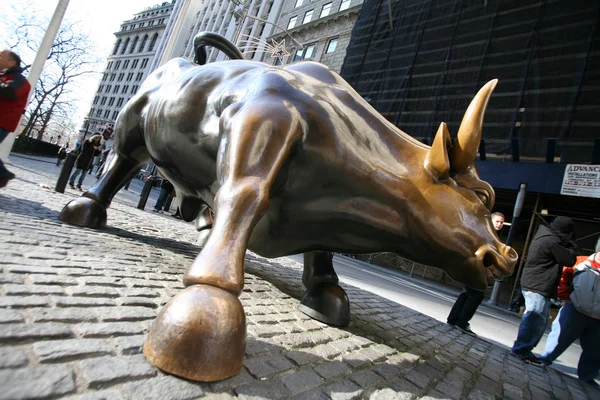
[482,253,494,268]
[507,248,518,261]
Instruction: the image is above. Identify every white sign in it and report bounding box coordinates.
[561,164,600,198]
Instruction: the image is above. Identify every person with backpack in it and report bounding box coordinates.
[539,238,600,387]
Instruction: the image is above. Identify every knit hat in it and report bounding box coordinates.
[551,216,574,235]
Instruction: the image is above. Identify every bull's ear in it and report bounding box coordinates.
[425,123,451,180]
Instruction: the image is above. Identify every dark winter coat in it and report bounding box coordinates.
[520,224,577,298]
[75,140,98,170]
[0,65,31,132]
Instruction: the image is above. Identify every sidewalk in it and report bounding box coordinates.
[0,157,598,400]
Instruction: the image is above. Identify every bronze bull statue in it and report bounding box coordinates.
[59,32,518,382]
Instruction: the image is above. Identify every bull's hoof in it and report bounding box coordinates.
[299,282,350,327]
[58,197,107,229]
[143,284,246,382]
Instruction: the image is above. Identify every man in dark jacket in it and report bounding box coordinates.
[511,216,577,364]
[0,50,31,188]
[68,134,102,190]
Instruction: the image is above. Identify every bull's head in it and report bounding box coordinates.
[416,80,518,289]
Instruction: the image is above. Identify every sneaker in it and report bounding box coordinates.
[456,324,477,336]
[76,186,82,191]
[68,183,75,189]
[0,172,15,188]
[511,352,543,365]
[152,209,160,212]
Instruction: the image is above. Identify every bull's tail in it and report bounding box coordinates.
[193,32,244,65]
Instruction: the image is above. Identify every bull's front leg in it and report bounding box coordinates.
[143,101,302,382]
[300,251,350,327]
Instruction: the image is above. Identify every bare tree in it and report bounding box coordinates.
[4,2,102,143]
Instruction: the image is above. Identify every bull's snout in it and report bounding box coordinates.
[476,243,518,278]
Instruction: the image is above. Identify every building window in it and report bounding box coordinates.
[118,73,124,81]
[320,3,332,18]
[339,0,351,11]
[113,39,121,55]
[96,109,102,117]
[104,110,110,118]
[132,85,138,93]
[121,38,130,54]
[101,97,107,105]
[117,98,124,107]
[148,33,159,52]
[115,60,121,69]
[112,111,119,120]
[93,96,99,105]
[303,10,314,24]
[326,38,338,53]
[136,72,144,81]
[113,85,120,94]
[139,34,148,53]
[130,36,139,54]
[123,60,130,69]
[132,59,139,68]
[110,74,116,82]
[294,44,315,61]
[122,85,129,94]
[295,0,304,7]
[141,58,149,69]
[108,98,115,106]
[287,16,297,30]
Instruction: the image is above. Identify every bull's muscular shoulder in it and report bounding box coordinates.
[284,61,340,86]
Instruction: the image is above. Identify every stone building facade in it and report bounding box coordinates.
[85,1,175,135]
[265,0,363,72]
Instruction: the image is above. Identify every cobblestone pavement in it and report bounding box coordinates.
[1,159,599,400]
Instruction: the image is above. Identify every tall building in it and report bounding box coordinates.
[85,1,176,135]
[180,0,286,63]
[265,0,363,72]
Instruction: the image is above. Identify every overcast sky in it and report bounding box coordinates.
[0,0,166,129]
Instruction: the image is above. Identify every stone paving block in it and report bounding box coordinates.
[53,296,115,307]
[0,308,24,323]
[117,288,162,298]
[124,278,165,288]
[114,334,147,355]
[7,265,58,274]
[28,274,79,286]
[115,297,158,308]
[467,388,496,400]
[434,380,463,400]
[0,273,24,284]
[235,379,292,399]
[94,306,155,321]
[283,350,322,366]
[0,295,50,308]
[123,376,206,400]
[67,286,120,298]
[74,322,144,337]
[348,369,384,389]
[80,355,157,388]
[369,387,413,400]
[30,307,98,323]
[82,276,127,287]
[0,365,76,399]
[0,322,72,342]
[245,354,295,379]
[0,346,29,368]
[33,338,114,363]
[322,379,363,400]
[62,389,127,400]
[314,360,351,380]
[312,343,342,360]
[280,370,324,395]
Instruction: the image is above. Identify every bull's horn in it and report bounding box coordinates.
[425,122,451,180]
[449,79,498,173]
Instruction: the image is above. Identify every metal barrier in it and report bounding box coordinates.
[137,176,156,210]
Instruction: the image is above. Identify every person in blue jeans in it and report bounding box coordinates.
[511,216,577,364]
[540,243,600,387]
[153,179,174,212]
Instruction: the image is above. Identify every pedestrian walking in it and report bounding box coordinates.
[539,239,600,387]
[68,134,102,190]
[447,212,505,335]
[56,145,68,166]
[0,50,31,188]
[153,179,174,212]
[511,216,578,364]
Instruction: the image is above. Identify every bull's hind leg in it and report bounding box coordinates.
[144,101,302,382]
[300,251,350,327]
[59,100,148,228]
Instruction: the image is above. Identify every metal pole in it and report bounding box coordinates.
[54,151,77,193]
[508,194,541,304]
[137,177,155,210]
[0,0,71,164]
[489,183,528,304]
